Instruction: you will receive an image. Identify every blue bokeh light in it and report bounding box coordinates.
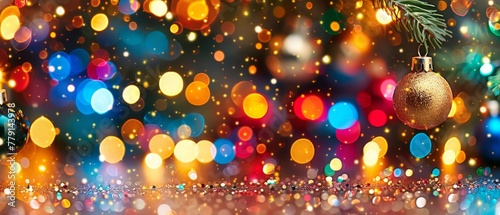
[410,133,432,158]
[213,138,235,164]
[91,88,114,114]
[327,102,358,129]
[184,113,205,138]
[48,52,71,81]
[145,31,168,54]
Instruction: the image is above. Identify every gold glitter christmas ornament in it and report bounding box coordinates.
[393,56,453,130]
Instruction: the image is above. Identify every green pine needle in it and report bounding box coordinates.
[489,75,500,96]
[374,0,452,49]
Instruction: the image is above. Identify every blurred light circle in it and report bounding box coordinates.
[443,150,456,165]
[159,71,183,96]
[416,197,426,208]
[183,113,205,137]
[174,139,198,163]
[91,13,109,32]
[321,9,345,35]
[1,15,20,40]
[30,116,56,148]
[48,52,71,81]
[290,138,315,164]
[380,79,396,100]
[196,140,216,163]
[185,81,210,106]
[368,110,387,127]
[444,137,461,157]
[157,204,172,215]
[119,0,140,15]
[91,88,114,114]
[11,26,31,51]
[329,158,342,171]
[237,126,253,141]
[231,81,256,107]
[10,66,29,92]
[328,102,358,129]
[431,168,440,177]
[149,0,168,17]
[99,136,126,164]
[480,63,494,76]
[122,84,140,104]
[149,134,175,159]
[145,31,169,54]
[243,93,268,119]
[410,133,432,158]
[324,163,335,176]
[69,49,90,75]
[96,60,117,80]
[376,8,392,25]
[145,153,163,169]
[372,136,388,158]
[172,0,220,30]
[335,121,360,144]
[363,148,379,167]
[262,163,275,175]
[213,138,235,164]
[300,95,324,120]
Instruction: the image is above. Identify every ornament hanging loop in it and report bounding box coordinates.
[417,44,428,57]
[412,44,432,73]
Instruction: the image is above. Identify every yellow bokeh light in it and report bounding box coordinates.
[174,139,199,163]
[149,134,175,159]
[55,6,65,16]
[243,93,268,119]
[363,141,381,156]
[185,81,210,106]
[375,8,392,25]
[448,100,457,117]
[363,149,379,167]
[30,116,56,148]
[196,140,216,163]
[149,0,168,17]
[442,150,456,165]
[290,138,315,164]
[329,158,342,171]
[1,15,21,40]
[145,153,163,169]
[444,137,461,157]
[90,13,109,32]
[122,84,140,104]
[330,21,340,32]
[170,23,180,34]
[187,0,209,21]
[372,136,388,158]
[263,163,275,175]
[99,136,126,164]
[61,199,71,208]
[405,169,413,177]
[159,71,184,96]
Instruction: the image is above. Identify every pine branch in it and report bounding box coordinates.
[489,75,500,96]
[373,0,452,49]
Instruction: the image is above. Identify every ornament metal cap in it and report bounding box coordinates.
[411,56,433,73]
